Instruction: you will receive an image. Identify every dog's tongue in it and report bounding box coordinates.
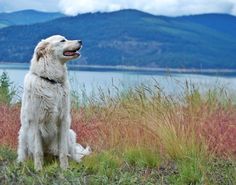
[64,50,80,56]
[64,51,75,56]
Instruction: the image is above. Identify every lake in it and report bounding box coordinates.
[1,63,236,99]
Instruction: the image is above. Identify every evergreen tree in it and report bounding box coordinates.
[0,72,15,104]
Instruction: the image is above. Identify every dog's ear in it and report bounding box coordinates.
[35,40,49,61]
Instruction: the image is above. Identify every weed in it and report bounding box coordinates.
[82,151,122,177]
[124,148,161,168]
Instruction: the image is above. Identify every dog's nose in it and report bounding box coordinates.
[78,40,82,45]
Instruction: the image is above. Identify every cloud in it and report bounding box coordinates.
[0,0,236,16]
[58,0,236,16]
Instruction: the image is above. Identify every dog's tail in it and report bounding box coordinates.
[68,129,91,162]
[73,144,91,162]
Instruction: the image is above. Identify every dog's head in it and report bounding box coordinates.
[35,35,82,63]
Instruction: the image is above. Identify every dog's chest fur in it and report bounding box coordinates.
[23,72,70,140]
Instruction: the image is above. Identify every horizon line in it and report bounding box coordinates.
[0,8,235,17]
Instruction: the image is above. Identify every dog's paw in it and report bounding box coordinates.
[17,150,27,163]
[34,160,43,171]
[16,156,25,163]
[34,153,44,171]
[35,164,43,172]
[60,154,69,170]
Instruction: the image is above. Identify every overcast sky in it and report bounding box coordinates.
[0,0,236,16]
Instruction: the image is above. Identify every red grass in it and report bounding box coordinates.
[0,104,20,148]
[201,108,236,156]
[71,109,159,151]
[0,104,235,157]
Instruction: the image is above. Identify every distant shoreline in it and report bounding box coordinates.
[1,62,236,74]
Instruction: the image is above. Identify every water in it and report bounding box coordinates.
[1,64,236,99]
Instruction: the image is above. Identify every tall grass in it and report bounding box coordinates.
[0,74,235,184]
[1,78,235,157]
[71,81,235,184]
[69,81,236,159]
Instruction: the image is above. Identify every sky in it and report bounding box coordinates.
[0,0,236,16]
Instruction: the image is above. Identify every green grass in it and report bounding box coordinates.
[0,147,235,185]
[81,151,122,177]
[168,157,206,185]
[124,148,161,168]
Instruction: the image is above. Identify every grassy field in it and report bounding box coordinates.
[0,73,235,184]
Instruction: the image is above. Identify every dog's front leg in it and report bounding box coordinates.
[17,126,28,163]
[34,124,43,171]
[59,119,69,170]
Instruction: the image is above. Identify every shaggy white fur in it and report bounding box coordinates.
[17,35,91,171]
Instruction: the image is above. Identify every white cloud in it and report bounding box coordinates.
[58,0,236,16]
[0,0,236,16]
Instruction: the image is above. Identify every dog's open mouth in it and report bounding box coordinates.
[63,48,81,57]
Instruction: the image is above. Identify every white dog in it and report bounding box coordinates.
[17,35,91,171]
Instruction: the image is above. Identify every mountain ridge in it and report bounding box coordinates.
[0,9,64,27]
[0,9,235,69]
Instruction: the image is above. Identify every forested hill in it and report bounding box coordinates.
[0,9,236,69]
[0,10,64,28]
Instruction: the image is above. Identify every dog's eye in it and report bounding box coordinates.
[60,39,66,42]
